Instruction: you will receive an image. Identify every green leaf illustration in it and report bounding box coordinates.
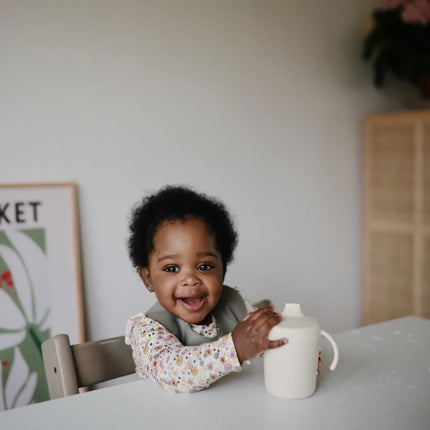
[17,324,50,405]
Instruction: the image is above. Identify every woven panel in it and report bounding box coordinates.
[423,121,430,226]
[369,231,413,323]
[369,123,415,223]
[423,236,430,319]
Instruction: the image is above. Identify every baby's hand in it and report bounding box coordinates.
[232,306,288,364]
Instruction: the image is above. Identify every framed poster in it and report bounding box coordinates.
[0,183,85,410]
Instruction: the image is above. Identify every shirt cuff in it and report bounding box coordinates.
[222,333,242,372]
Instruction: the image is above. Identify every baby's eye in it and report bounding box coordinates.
[164,265,179,273]
[198,264,213,271]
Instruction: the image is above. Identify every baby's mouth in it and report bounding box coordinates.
[178,296,205,311]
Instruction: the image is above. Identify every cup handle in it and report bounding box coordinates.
[320,330,339,371]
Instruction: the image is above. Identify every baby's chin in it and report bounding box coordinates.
[178,313,211,325]
[177,310,213,326]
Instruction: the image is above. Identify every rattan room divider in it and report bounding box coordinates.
[362,110,430,325]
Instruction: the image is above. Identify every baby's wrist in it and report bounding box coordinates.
[231,331,246,364]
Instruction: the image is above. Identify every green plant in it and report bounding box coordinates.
[363,0,430,88]
[0,230,50,410]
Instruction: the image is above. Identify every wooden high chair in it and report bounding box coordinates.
[42,299,272,399]
[42,334,135,399]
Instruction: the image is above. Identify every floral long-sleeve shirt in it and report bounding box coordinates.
[125,313,242,394]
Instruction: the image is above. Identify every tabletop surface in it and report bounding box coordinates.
[1,316,429,430]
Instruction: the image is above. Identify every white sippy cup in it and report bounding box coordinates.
[264,303,339,399]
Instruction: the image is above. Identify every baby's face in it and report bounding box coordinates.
[140,217,224,325]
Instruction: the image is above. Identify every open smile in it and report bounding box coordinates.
[177,296,206,312]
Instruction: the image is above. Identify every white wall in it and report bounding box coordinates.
[1,0,403,338]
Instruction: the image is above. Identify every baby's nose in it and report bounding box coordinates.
[181,270,200,287]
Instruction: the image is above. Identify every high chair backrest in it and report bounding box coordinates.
[42,334,135,399]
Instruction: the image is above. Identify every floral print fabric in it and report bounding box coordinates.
[125,313,241,393]
[189,315,218,338]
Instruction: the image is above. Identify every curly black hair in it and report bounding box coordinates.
[128,185,238,271]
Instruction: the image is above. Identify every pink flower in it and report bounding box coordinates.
[402,0,430,23]
[378,0,413,11]
[0,270,13,287]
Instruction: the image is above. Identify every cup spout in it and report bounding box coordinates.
[282,303,304,318]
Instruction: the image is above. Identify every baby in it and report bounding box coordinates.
[125,185,287,393]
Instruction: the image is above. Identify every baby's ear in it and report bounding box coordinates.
[139,267,153,291]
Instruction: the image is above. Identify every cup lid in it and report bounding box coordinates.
[276,315,319,330]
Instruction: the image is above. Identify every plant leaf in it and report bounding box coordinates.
[5,230,49,326]
[5,347,32,408]
[0,244,32,323]
[18,325,50,403]
[0,290,26,349]
[0,348,14,410]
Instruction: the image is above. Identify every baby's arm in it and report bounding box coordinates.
[125,315,241,394]
[232,306,288,363]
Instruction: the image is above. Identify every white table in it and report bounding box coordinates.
[1,316,429,430]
